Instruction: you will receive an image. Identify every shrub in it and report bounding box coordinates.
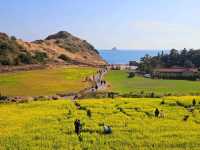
[128,72,135,78]
[0,41,9,51]
[33,51,48,62]
[0,34,33,66]
[18,52,33,64]
[10,36,17,41]
[58,54,71,62]
[0,57,11,65]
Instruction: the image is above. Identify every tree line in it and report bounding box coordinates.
[138,48,200,73]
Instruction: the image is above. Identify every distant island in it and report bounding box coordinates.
[112,47,117,51]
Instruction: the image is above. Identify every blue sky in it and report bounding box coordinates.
[1,0,200,49]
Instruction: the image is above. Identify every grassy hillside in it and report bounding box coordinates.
[0,31,107,66]
[0,33,48,65]
[105,70,200,96]
[0,66,96,96]
[0,97,200,149]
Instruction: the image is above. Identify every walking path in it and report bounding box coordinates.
[72,68,108,101]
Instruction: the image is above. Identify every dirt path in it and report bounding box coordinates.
[71,68,108,101]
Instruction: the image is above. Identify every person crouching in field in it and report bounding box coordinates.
[103,125,112,134]
[74,119,82,135]
[159,110,165,118]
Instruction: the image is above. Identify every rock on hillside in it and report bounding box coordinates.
[0,31,107,66]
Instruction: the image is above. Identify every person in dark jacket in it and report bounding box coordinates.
[74,119,81,135]
[155,108,160,117]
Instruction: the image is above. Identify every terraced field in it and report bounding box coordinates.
[0,66,96,96]
[105,70,200,96]
[0,97,200,149]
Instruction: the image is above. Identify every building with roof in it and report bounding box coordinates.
[152,67,199,79]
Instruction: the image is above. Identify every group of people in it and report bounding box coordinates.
[91,68,108,92]
[74,119,112,135]
[72,67,108,100]
[73,108,163,136]
[154,108,164,118]
[73,67,166,136]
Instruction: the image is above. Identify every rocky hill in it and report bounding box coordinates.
[0,31,107,67]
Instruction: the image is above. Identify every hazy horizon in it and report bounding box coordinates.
[1,0,200,49]
[98,49,170,51]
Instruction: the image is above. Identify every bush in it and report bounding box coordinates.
[33,51,48,62]
[58,54,71,62]
[18,52,33,64]
[128,72,135,78]
[0,41,9,51]
[0,57,11,65]
[10,36,17,41]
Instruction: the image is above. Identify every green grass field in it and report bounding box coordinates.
[0,66,96,96]
[0,97,200,149]
[105,70,200,96]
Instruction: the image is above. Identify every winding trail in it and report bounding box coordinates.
[72,68,108,101]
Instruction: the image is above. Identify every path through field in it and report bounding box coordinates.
[72,68,108,100]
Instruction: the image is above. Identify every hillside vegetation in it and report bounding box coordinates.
[0,33,48,65]
[0,97,200,149]
[0,66,96,96]
[105,70,200,96]
[0,31,106,67]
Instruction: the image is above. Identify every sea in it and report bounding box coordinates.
[99,49,168,64]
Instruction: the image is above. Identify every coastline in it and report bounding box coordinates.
[99,49,168,64]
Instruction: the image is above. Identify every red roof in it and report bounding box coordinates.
[154,67,198,73]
